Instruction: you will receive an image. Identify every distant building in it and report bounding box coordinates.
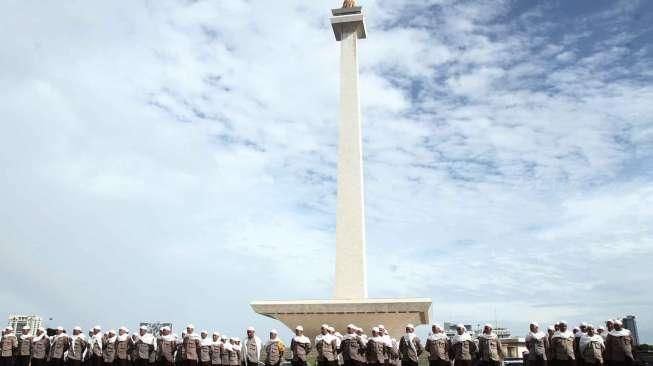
[501,337,528,359]
[622,315,639,345]
[7,315,42,336]
[139,322,172,337]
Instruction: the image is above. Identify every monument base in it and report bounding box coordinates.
[251,298,432,339]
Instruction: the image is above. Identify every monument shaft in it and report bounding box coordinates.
[335,23,367,299]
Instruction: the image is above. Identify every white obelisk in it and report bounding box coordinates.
[331,7,367,299]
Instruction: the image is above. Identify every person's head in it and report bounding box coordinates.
[327,326,335,335]
[230,337,235,345]
[483,324,493,334]
[586,326,595,336]
[559,322,567,332]
[580,323,588,333]
[597,327,605,335]
[247,327,255,338]
[221,336,227,344]
[213,332,220,342]
[554,323,560,331]
[234,338,241,346]
[573,327,579,335]
[36,327,45,336]
[378,325,386,335]
[295,326,304,336]
[346,324,355,335]
[73,326,82,336]
[614,320,623,330]
[405,324,415,334]
[606,320,614,330]
[456,324,465,335]
[140,326,148,336]
[22,326,30,335]
[108,330,116,338]
[371,327,379,337]
[56,326,63,335]
[119,327,128,336]
[548,326,555,335]
[530,322,539,333]
[93,326,101,335]
[269,330,278,340]
[201,331,208,339]
[355,327,363,336]
[320,324,328,335]
[432,324,442,334]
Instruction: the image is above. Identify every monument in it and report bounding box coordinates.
[251,1,432,340]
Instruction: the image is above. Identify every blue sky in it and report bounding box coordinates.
[1,0,652,342]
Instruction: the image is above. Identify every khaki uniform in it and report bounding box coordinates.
[31,335,50,366]
[102,338,117,363]
[450,338,477,366]
[158,337,177,364]
[425,335,449,362]
[582,338,605,365]
[1,334,18,357]
[183,336,201,362]
[526,334,549,361]
[49,335,68,361]
[605,333,635,365]
[18,335,32,356]
[477,335,504,365]
[67,336,87,361]
[365,338,386,366]
[227,346,240,366]
[209,344,221,365]
[264,341,284,366]
[220,344,230,366]
[290,337,311,364]
[341,335,365,364]
[115,337,131,361]
[399,335,423,364]
[316,336,338,365]
[134,336,155,361]
[199,341,211,364]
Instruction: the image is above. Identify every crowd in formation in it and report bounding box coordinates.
[0,319,638,366]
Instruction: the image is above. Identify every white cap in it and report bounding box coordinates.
[161,326,170,332]
[201,330,208,334]
[580,322,588,327]
[456,324,465,329]
[247,326,255,332]
[530,322,539,327]
[187,324,194,329]
[22,325,31,330]
[484,323,493,329]
[372,327,379,332]
[378,324,385,329]
[234,337,240,342]
[327,326,335,332]
[548,326,555,331]
[119,326,128,332]
[57,326,64,331]
[406,324,415,329]
[108,329,116,335]
[614,319,623,326]
[295,326,304,331]
[74,326,82,331]
[140,326,148,331]
[93,326,101,331]
[213,332,221,336]
[347,324,355,329]
[270,329,278,334]
[6,326,13,331]
[559,321,567,325]
[321,324,329,329]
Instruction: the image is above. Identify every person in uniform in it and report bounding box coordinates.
[218,337,229,366]
[550,321,575,366]
[449,324,476,366]
[209,333,221,366]
[575,325,588,366]
[477,324,504,366]
[341,325,365,366]
[17,326,32,366]
[385,337,400,366]
[48,327,68,366]
[605,320,636,366]
[115,327,131,366]
[424,324,448,366]
[157,327,176,366]
[134,326,156,366]
[526,322,549,366]
[1,326,18,366]
[365,328,385,366]
[243,328,261,366]
[398,324,422,366]
[316,325,338,366]
[199,331,212,366]
[604,322,614,337]
[89,326,104,366]
[182,326,201,366]
[67,326,88,366]
[580,326,604,366]
[102,330,117,366]
[31,328,50,366]
[227,339,240,366]
[262,331,284,366]
[596,328,606,341]
[290,326,311,366]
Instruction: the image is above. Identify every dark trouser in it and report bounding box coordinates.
[135,359,149,366]
[69,359,82,366]
[552,360,576,366]
[105,362,115,366]
[318,362,338,366]
[479,362,501,366]
[429,361,450,366]
[17,356,31,366]
[91,356,103,366]
[32,359,46,366]
[160,361,175,366]
[115,359,129,366]
[529,356,547,366]
[183,361,198,366]
[292,361,307,366]
[454,360,472,366]
[1,357,15,366]
[49,358,64,366]
[402,361,418,366]
[201,362,211,366]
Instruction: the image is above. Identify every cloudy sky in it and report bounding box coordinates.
[1,0,652,342]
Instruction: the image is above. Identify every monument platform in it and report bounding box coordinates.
[251,298,431,339]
